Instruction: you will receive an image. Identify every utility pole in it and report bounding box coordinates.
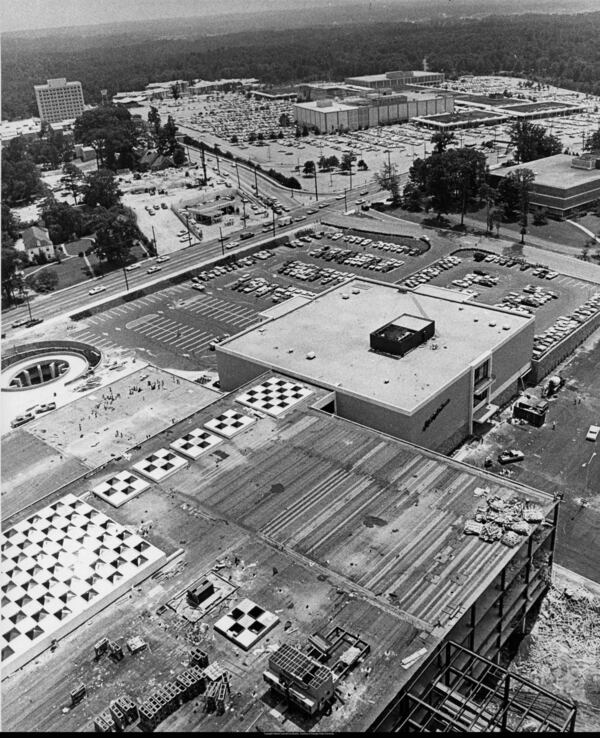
[218,227,226,256]
[21,285,33,321]
[253,167,259,196]
[200,143,207,184]
[344,188,347,212]
[186,213,192,247]
[271,208,276,237]
[349,161,353,191]
[215,151,221,175]
[241,198,248,226]
[151,225,157,255]
[235,162,241,189]
[314,169,319,202]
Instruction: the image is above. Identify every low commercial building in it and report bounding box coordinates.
[293,90,453,133]
[490,154,600,218]
[34,78,85,125]
[295,82,372,102]
[217,278,534,453]
[344,69,445,89]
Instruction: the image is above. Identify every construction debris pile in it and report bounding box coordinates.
[510,584,600,723]
[464,496,545,547]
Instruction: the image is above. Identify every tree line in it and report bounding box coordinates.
[2,11,600,120]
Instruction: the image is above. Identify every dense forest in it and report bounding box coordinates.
[2,11,600,120]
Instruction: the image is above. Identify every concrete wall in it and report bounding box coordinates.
[216,350,268,391]
[334,370,472,454]
[529,310,600,384]
[489,321,535,400]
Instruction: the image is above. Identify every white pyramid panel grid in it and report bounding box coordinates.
[1,493,166,676]
[131,448,188,482]
[203,409,256,439]
[169,428,222,460]
[92,470,151,508]
[236,377,313,417]
[213,597,279,651]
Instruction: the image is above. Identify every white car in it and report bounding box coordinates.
[147,266,162,274]
[125,263,141,271]
[586,425,600,442]
[89,285,107,295]
[156,255,170,263]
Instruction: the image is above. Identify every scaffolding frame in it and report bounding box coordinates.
[391,641,577,732]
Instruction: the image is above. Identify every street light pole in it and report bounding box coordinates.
[271,208,276,237]
[344,189,347,212]
[314,169,319,202]
[151,225,157,255]
[186,213,192,248]
[235,162,241,189]
[254,167,259,196]
[218,227,225,256]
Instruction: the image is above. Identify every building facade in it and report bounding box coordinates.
[217,279,534,453]
[293,92,453,133]
[344,70,445,89]
[34,78,85,124]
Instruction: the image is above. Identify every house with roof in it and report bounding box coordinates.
[21,226,55,262]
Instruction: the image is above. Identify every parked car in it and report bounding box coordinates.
[35,402,57,414]
[89,285,107,295]
[147,266,162,274]
[498,449,525,465]
[586,425,600,442]
[156,255,170,263]
[125,263,141,271]
[11,412,35,428]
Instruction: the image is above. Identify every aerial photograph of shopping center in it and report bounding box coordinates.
[1,0,599,732]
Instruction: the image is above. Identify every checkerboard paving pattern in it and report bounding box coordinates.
[236,377,312,417]
[131,448,188,482]
[203,409,255,439]
[213,597,279,651]
[169,428,222,460]
[92,471,151,508]
[1,493,165,675]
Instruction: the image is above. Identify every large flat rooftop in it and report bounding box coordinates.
[219,279,533,413]
[1,370,555,732]
[496,154,600,189]
[294,100,358,113]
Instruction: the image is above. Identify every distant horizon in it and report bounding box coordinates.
[2,0,595,34]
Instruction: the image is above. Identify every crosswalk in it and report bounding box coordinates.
[183,294,259,329]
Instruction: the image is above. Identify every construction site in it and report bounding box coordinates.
[2,359,597,732]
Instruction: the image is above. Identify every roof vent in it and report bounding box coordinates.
[287,348,294,353]
[502,324,511,330]
[306,351,316,360]
[489,321,497,327]
[352,288,360,295]
[384,379,390,384]
[341,293,349,300]
[473,317,479,322]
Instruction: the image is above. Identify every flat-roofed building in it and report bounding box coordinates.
[490,154,600,218]
[34,78,85,124]
[345,70,445,88]
[217,278,534,453]
[293,91,453,133]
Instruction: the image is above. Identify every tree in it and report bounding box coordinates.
[2,202,20,241]
[375,161,401,206]
[431,130,456,154]
[584,128,600,153]
[2,136,43,205]
[1,246,25,303]
[60,162,84,204]
[302,160,316,176]
[148,106,161,134]
[357,159,368,171]
[248,131,257,143]
[32,269,59,292]
[157,115,179,156]
[81,169,120,209]
[40,197,84,245]
[512,168,535,242]
[340,152,356,172]
[171,83,181,100]
[497,174,521,218]
[279,113,291,127]
[172,146,186,167]
[74,106,139,170]
[93,209,139,264]
[508,120,562,163]
[230,134,239,144]
[257,132,265,143]
[451,148,488,225]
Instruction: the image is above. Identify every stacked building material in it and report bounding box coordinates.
[463,496,545,547]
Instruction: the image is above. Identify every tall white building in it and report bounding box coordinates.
[34,78,85,124]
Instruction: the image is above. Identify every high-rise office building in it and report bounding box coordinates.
[34,78,85,124]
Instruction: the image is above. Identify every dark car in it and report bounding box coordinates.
[24,318,44,328]
[498,449,525,465]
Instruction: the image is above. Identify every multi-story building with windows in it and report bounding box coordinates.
[34,78,85,124]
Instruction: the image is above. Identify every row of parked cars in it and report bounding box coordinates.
[308,245,404,273]
[403,256,463,288]
[229,273,316,303]
[495,284,558,315]
[278,260,353,287]
[11,402,57,429]
[480,253,558,279]
[532,292,600,359]
[328,232,421,256]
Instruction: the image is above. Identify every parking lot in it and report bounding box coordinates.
[457,330,600,581]
[404,250,598,333]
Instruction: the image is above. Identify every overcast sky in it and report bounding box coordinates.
[0,0,577,32]
[2,0,329,32]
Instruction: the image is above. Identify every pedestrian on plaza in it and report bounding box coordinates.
[552,420,556,431]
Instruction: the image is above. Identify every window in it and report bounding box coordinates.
[474,360,490,385]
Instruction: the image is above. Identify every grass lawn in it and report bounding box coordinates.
[22,243,149,293]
